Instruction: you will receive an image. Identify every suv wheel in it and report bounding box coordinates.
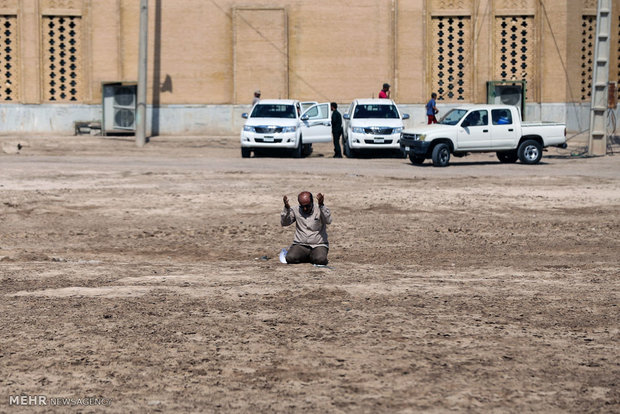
[241,147,251,158]
[431,143,450,167]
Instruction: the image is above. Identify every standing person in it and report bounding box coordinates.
[281,191,331,265]
[330,102,343,158]
[379,83,391,99]
[252,90,261,106]
[426,93,439,124]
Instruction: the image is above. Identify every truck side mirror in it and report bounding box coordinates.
[301,115,309,121]
[461,120,469,128]
[343,114,350,120]
[241,113,248,119]
[402,113,410,120]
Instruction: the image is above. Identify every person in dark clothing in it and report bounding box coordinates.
[330,102,343,158]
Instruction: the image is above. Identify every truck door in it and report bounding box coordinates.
[457,109,491,150]
[300,101,318,113]
[490,108,520,149]
[343,102,355,142]
[300,103,332,143]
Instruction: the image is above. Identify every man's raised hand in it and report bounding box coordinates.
[317,193,324,206]
[283,195,290,209]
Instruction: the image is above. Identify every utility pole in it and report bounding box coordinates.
[136,0,148,147]
[588,0,612,155]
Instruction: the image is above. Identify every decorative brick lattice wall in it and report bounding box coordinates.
[42,16,81,102]
[495,16,535,101]
[0,15,17,101]
[431,16,471,101]
[580,15,596,101]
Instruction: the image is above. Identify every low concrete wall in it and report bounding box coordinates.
[0,104,253,137]
[149,105,251,136]
[0,103,605,136]
[0,104,101,135]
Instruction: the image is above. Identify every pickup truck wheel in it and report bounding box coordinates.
[517,140,542,164]
[409,153,425,165]
[241,147,251,158]
[292,137,303,158]
[302,144,313,157]
[344,140,355,158]
[431,143,450,167]
[496,150,518,163]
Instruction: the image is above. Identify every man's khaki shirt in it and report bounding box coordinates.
[281,204,331,248]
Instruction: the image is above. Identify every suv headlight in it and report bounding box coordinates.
[352,127,365,133]
[281,126,297,133]
[243,125,255,132]
[392,127,403,134]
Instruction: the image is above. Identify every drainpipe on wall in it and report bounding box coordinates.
[136,0,148,147]
[392,0,398,102]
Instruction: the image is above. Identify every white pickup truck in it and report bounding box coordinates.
[400,104,567,167]
[240,99,332,158]
[343,99,410,157]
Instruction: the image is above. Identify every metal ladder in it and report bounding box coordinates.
[588,0,613,155]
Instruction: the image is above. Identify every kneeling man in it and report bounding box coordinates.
[281,191,331,265]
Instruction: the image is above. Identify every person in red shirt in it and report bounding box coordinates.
[379,83,391,99]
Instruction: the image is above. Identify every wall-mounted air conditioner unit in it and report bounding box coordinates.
[486,80,526,120]
[102,82,137,135]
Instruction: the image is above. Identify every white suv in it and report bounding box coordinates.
[343,99,410,157]
[241,100,332,158]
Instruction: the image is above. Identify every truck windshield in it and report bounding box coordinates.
[251,104,297,119]
[353,104,400,119]
[440,109,468,125]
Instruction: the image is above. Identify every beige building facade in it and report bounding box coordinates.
[0,0,618,134]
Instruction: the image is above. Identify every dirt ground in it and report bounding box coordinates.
[1,135,619,413]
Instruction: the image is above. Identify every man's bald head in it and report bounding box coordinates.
[298,191,313,213]
[298,191,312,204]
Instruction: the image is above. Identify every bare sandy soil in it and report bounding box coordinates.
[1,135,619,413]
